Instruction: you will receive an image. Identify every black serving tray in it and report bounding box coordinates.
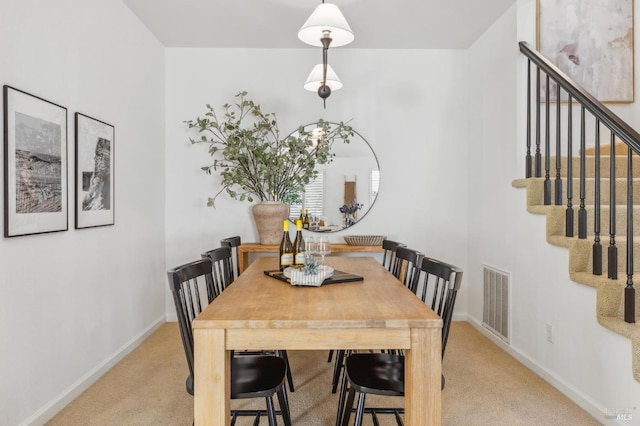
[264,269,363,286]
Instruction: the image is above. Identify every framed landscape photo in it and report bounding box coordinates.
[75,113,114,229]
[3,85,68,237]
[537,0,634,103]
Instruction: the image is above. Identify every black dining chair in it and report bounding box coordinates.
[201,246,234,296]
[203,244,295,394]
[221,235,242,280]
[338,256,463,426]
[381,239,406,272]
[391,246,423,291]
[168,258,292,426]
[327,240,407,370]
[331,246,422,418]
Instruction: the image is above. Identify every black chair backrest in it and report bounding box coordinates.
[391,246,423,291]
[416,256,463,357]
[201,246,234,297]
[221,236,241,279]
[167,258,216,387]
[381,239,406,272]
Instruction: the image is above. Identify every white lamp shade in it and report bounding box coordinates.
[298,3,354,48]
[304,64,343,91]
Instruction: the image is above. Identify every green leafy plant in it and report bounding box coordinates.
[302,257,321,275]
[185,91,353,207]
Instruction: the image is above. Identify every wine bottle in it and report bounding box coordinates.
[298,209,304,224]
[293,219,306,265]
[303,209,310,230]
[279,220,294,271]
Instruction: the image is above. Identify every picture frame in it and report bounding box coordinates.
[3,85,68,237]
[74,112,114,229]
[537,0,634,103]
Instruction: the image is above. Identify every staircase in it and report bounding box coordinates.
[513,145,640,383]
[516,41,640,383]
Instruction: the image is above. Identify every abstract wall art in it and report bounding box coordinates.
[537,0,634,103]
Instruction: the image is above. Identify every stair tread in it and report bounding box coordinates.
[518,155,640,383]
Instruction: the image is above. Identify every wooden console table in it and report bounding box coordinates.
[238,242,383,273]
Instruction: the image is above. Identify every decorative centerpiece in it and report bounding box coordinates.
[339,200,363,227]
[288,258,334,286]
[185,91,353,244]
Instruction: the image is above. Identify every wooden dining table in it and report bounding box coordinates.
[192,256,443,425]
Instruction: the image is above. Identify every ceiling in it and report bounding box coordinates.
[122,0,516,49]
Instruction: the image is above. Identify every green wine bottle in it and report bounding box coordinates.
[279,220,294,271]
[293,220,306,266]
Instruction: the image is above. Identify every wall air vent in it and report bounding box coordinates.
[482,264,510,343]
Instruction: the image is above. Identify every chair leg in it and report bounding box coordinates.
[276,349,295,393]
[341,387,357,426]
[354,392,367,426]
[281,382,290,421]
[281,350,295,392]
[266,396,277,426]
[394,410,404,426]
[371,410,380,426]
[327,349,334,362]
[277,387,292,426]
[331,349,345,393]
[252,412,260,426]
[335,359,350,426]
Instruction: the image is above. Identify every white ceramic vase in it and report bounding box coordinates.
[252,201,290,245]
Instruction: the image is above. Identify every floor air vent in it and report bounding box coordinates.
[482,265,510,343]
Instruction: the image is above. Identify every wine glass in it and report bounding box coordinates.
[305,237,316,263]
[317,237,331,266]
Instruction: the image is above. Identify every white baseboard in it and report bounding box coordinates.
[22,316,166,426]
[452,313,467,322]
[464,315,619,426]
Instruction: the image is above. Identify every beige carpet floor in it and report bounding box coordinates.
[47,322,599,425]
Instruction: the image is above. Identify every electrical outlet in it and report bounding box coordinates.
[546,323,554,343]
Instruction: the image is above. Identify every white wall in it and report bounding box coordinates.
[4,1,636,424]
[0,1,166,424]
[467,2,640,424]
[165,48,471,315]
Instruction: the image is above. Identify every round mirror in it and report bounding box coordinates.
[285,122,380,232]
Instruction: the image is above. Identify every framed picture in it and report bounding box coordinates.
[75,113,114,229]
[537,0,634,103]
[3,85,68,237]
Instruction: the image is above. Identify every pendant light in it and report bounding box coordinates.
[298,1,353,107]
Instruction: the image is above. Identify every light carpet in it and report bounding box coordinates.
[47,322,599,425]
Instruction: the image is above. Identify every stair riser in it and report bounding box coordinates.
[581,239,640,275]
[563,206,640,237]
[547,156,640,178]
[568,235,640,274]
[537,178,640,205]
[527,177,640,206]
